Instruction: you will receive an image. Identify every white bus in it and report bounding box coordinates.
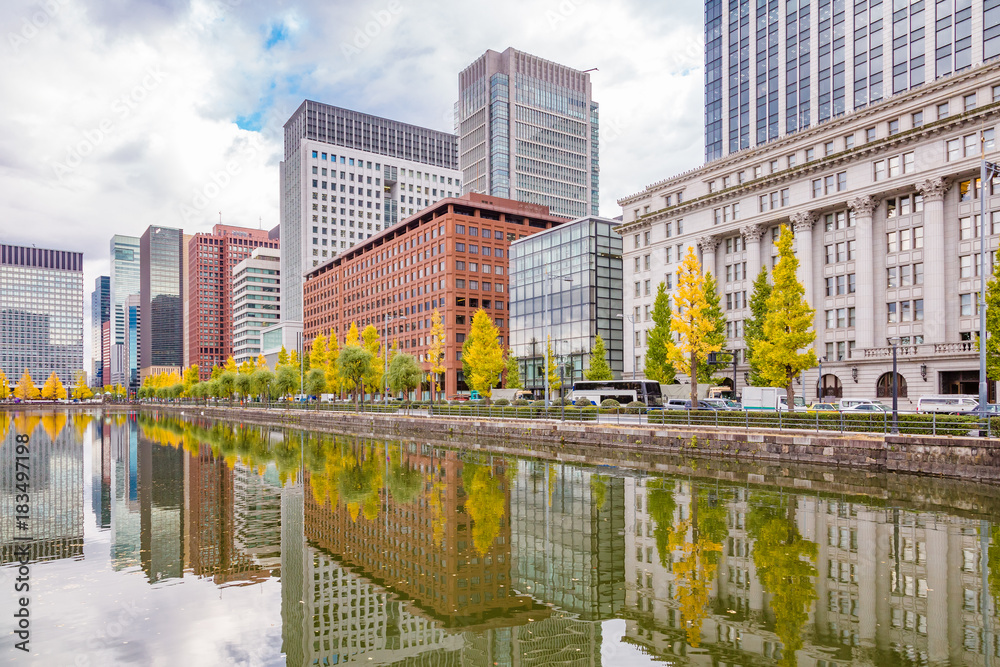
[569,380,664,406]
[916,395,979,413]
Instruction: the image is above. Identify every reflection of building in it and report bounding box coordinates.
[0,245,85,387]
[138,430,184,583]
[0,412,84,564]
[623,476,1000,666]
[111,415,141,568]
[92,418,111,529]
[140,225,184,373]
[509,216,624,393]
[510,460,627,620]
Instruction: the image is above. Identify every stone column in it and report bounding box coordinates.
[916,177,949,344]
[741,224,765,282]
[697,234,720,279]
[849,196,880,350]
[790,211,818,306]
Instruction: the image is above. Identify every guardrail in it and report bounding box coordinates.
[139,400,999,438]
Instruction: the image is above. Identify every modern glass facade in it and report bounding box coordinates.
[139,226,184,370]
[459,48,599,219]
[0,244,84,387]
[705,0,996,161]
[509,217,623,394]
[91,276,110,387]
[109,235,140,386]
[126,295,140,390]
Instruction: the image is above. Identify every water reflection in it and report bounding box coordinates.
[1,411,1000,666]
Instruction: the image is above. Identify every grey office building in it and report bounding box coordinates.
[458,47,600,219]
[109,235,140,386]
[705,0,999,162]
[509,216,623,395]
[91,275,110,387]
[280,101,460,322]
[0,244,84,387]
[139,226,184,370]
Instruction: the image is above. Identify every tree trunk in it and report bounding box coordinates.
[690,352,698,408]
[786,367,796,413]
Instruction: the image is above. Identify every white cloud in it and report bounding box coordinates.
[0,0,703,367]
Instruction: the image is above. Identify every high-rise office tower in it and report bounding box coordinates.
[232,247,281,365]
[91,276,110,387]
[186,224,279,379]
[280,101,461,324]
[139,226,184,373]
[0,244,84,387]
[109,235,140,386]
[125,294,140,391]
[457,47,599,219]
[704,0,998,161]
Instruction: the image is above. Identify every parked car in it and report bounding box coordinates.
[952,403,1000,416]
[843,403,887,412]
[702,398,741,411]
[807,402,840,412]
[447,395,469,402]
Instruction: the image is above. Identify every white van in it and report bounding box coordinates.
[839,398,883,410]
[916,395,979,413]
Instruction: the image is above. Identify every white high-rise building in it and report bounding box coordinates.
[279,101,460,324]
[232,247,281,364]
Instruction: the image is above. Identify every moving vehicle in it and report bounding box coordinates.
[742,387,805,410]
[570,380,664,406]
[492,388,532,402]
[707,386,736,401]
[839,398,884,410]
[661,383,713,401]
[952,403,1000,416]
[702,398,741,410]
[843,403,887,412]
[663,399,722,410]
[807,402,840,412]
[916,395,979,413]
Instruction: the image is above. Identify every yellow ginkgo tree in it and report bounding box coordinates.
[754,225,817,412]
[668,248,724,407]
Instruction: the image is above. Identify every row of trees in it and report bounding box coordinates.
[642,225,817,409]
[2,369,98,402]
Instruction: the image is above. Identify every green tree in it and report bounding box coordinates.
[427,309,447,402]
[668,248,724,406]
[503,350,523,389]
[361,324,383,399]
[234,373,252,399]
[461,310,504,402]
[697,273,730,383]
[585,334,614,381]
[218,371,237,400]
[277,346,290,367]
[745,268,772,386]
[273,366,299,400]
[644,282,676,383]
[545,336,562,398]
[326,332,342,397]
[754,225,817,412]
[981,258,1000,382]
[338,345,374,410]
[387,353,422,403]
[305,367,327,396]
[250,369,274,401]
[183,365,200,393]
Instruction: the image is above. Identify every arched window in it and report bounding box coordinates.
[876,372,908,398]
[818,374,843,399]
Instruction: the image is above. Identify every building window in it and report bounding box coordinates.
[912,111,923,128]
[964,94,976,111]
[844,134,855,149]
[937,102,949,120]
[866,127,876,142]
[888,119,899,135]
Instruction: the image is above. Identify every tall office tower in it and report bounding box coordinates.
[186,224,279,379]
[280,101,461,324]
[109,235,140,386]
[139,226,184,374]
[125,294,140,391]
[457,47,600,219]
[0,245,84,388]
[704,0,998,162]
[232,247,281,365]
[91,276,110,387]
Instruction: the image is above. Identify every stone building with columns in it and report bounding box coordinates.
[618,61,1000,405]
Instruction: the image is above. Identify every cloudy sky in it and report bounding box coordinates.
[1,0,704,355]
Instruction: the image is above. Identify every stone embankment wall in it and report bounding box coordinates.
[139,405,1000,485]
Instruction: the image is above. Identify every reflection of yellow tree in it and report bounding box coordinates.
[463,462,506,555]
[14,413,41,438]
[71,414,94,442]
[590,474,608,512]
[669,518,722,646]
[40,412,68,441]
[990,526,1000,616]
[429,476,446,546]
[548,462,557,508]
[748,497,818,667]
[0,416,9,445]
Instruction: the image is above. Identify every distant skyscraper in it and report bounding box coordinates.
[704,0,997,161]
[457,47,599,218]
[125,294,140,390]
[139,226,184,371]
[109,235,140,386]
[186,224,279,378]
[0,244,84,387]
[280,101,460,323]
[91,276,110,387]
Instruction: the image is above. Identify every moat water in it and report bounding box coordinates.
[2,409,999,666]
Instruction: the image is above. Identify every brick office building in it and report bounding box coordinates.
[187,224,279,380]
[303,193,566,398]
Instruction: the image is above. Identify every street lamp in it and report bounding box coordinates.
[886,337,899,434]
[617,313,636,380]
[817,356,827,401]
[384,314,406,405]
[543,272,572,407]
[979,152,999,414]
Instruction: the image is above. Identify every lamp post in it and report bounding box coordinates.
[617,313,636,380]
[979,152,999,415]
[887,337,899,434]
[544,273,573,407]
[384,314,406,405]
[817,356,827,402]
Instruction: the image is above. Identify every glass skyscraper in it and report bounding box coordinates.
[705,0,998,162]
[91,276,110,387]
[139,226,184,370]
[109,235,140,386]
[0,244,84,387]
[458,48,600,219]
[509,217,623,394]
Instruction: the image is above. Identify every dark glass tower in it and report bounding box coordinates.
[139,226,184,370]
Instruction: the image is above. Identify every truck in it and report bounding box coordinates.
[491,388,532,402]
[660,383,713,401]
[742,386,806,410]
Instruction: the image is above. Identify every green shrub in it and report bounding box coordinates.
[600,398,621,407]
[530,400,547,408]
[574,397,594,408]
[494,398,510,406]
[626,401,646,414]
[513,398,530,406]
